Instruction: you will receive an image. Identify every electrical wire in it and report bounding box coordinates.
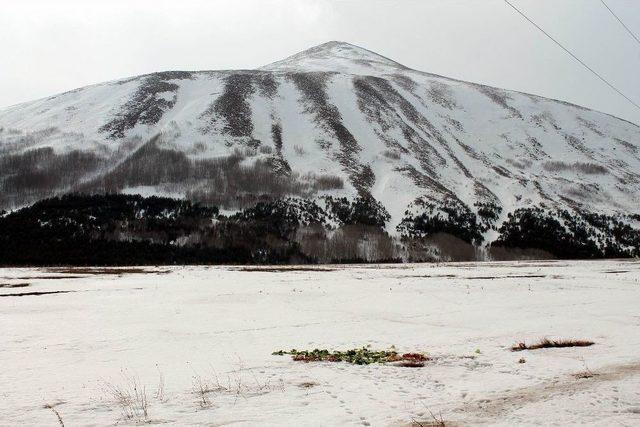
[505,0,640,112]
[600,0,640,47]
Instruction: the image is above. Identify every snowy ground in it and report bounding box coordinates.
[2,260,640,426]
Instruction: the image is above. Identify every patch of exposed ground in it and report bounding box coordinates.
[464,274,546,280]
[289,72,373,195]
[45,267,168,275]
[232,267,336,273]
[0,283,30,288]
[453,361,640,422]
[100,71,193,139]
[15,276,83,280]
[0,290,76,297]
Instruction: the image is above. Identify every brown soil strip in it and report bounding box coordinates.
[16,276,83,280]
[234,267,336,272]
[45,267,168,275]
[465,275,547,280]
[396,274,457,279]
[0,283,30,288]
[0,290,76,297]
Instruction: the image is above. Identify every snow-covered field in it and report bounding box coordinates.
[2,260,640,426]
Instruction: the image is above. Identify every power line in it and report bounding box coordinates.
[600,0,640,47]
[504,0,640,112]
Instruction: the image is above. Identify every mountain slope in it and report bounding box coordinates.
[1,41,639,247]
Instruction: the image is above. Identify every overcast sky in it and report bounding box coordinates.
[1,0,638,124]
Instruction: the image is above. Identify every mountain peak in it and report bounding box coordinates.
[260,41,409,74]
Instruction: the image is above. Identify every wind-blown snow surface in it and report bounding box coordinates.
[1,41,639,233]
[2,261,640,425]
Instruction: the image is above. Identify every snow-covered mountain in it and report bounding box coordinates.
[1,41,639,243]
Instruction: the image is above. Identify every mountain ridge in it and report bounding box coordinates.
[1,41,639,256]
[3,40,635,125]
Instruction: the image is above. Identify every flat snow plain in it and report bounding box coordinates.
[2,260,640,426]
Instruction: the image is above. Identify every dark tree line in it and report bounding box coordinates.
[0,194,247,266]
[0,194,397,266]
[1,193,638,266]
[491,207,640,259]
[397,198,486,245]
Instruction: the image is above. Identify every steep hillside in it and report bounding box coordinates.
[1,41,639,260]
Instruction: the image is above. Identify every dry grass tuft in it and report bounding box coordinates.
[102,374,149,422]
[574,369,598,379]
[44,403,65,427]
[393,353,430,368]
[511,338,594,352]
[191,368,284,409]
[154,369,166,402]
[298,381,318,389]
[413,409,447,426]
[192,374,214,408]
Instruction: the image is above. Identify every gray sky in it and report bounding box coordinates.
[1,0,639,124]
